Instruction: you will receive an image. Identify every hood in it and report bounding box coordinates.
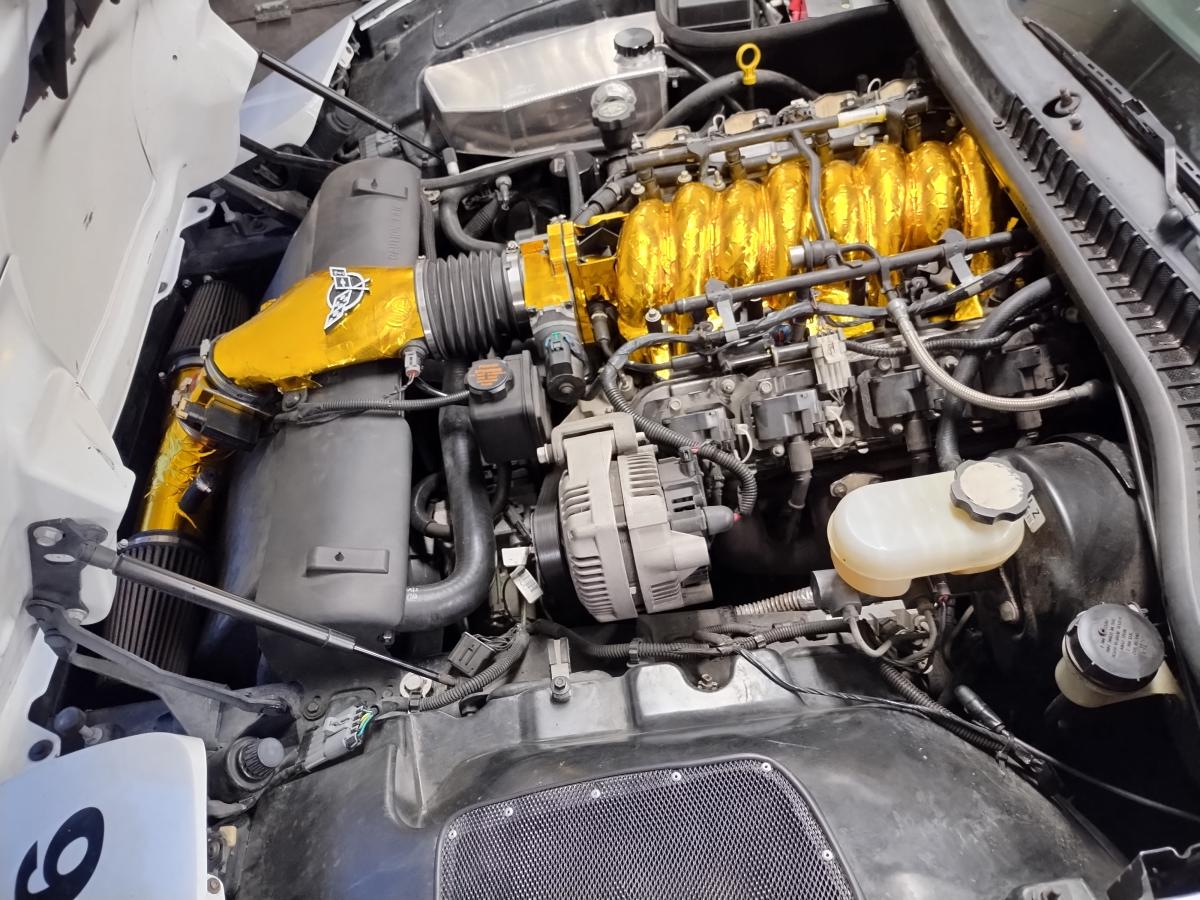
[0,0,255,779]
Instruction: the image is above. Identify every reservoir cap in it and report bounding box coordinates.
[950,459,1033,524]
[1065,603,1164,692]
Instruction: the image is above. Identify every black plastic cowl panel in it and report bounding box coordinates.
[895,0,1200,688]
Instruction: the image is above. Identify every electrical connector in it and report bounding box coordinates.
[298,703,374,773]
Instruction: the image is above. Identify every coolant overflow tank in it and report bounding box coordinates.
[827,460,1033,597]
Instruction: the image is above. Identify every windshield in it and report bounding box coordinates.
[1013,0,1200,163]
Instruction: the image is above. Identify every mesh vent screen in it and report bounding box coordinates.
[438,758,856,900]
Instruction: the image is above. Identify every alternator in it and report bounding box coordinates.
[548,414,735,621]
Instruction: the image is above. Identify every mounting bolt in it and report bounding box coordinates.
[991,115,1004,128]
[771,444,786,458]
[757,381,774,396]
[207,875,222,894]
[32,526,63,547]
[888,422,904,436]
[719,378,737,394]
[696,673,718,692]
[1069,115,1082,130]
[668,398,683,412]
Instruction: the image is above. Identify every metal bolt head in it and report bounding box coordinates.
[719,378,736,394]
[400,672,434,697]
[503,806,514,817]
[831,482,848,498]
[589,788,601,799]
[757,380,774,396]
[770,444,786,458]
[760,762,772,773]
[667,398,683,412]
[888,422,904,436]
[1069,115,1082,130]
[32,526,63,547]
[821,849,835,862]
[207,876,222,895]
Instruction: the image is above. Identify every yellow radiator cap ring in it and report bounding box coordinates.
[736,43,761,86]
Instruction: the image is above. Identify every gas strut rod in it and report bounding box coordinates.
[30,520,454,685]
[256,51,439,159]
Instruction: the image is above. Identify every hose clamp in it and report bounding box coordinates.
[412,258,443,357]
[504,242,528,327]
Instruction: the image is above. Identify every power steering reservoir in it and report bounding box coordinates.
[826,460,1033,597]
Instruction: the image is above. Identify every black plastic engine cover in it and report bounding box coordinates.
[237,648,1119,899]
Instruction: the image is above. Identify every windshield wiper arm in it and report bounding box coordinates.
[1025,17,1200,241]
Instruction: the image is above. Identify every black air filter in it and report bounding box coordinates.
[437,758,857,900]
[167,279,254,373]
[103,532,211,674]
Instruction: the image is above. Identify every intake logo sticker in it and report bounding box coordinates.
[324,266,371,331]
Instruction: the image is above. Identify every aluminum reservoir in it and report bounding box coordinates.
[421,13,667,156]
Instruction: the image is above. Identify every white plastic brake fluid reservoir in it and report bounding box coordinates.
[826,460,1035,597]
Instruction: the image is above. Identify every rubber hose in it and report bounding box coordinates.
[890,296,1102,415]
[934,277,1055,470]
[657,45,744,111]
[420,191,438,262]
[401,363,497,631]
[412,463,512,540]
[599,366,758,515]
[463,196,500,239]
[879,662,1005,753]
[656,0,889,54]
[439,186,504,253]
[419,628,532,710]
[417,251,517,358]
[562,151,584,219]
[411,472,451,540]
[651,70,818,131]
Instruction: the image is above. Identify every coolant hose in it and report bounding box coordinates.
[656,0,889,54]
[439,186,504,253]
[933,277,1067,470]
[412,464,511,540]
[652,70,817,131]
[598,365,758,515]
[400,364,496,631]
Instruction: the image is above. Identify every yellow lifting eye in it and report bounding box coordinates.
[736,43,761,86]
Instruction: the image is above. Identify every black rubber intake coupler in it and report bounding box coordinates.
[417,251,517,359]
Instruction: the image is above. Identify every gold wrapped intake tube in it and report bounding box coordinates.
[210,266,423,392]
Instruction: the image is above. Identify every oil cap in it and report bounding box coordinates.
[466,358,512,402]
[614,26,655,58]
[1065,603,1164,693]
[950,459,1033,524]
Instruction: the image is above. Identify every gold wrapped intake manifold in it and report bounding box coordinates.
[613,131,997,338]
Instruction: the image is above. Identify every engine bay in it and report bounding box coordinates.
[16,1,1200,897]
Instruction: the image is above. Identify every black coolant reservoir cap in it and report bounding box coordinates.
[614,26,655,58]
[950,458,1033,524]
[466,358,513,402]
[1065,603,1165,692]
